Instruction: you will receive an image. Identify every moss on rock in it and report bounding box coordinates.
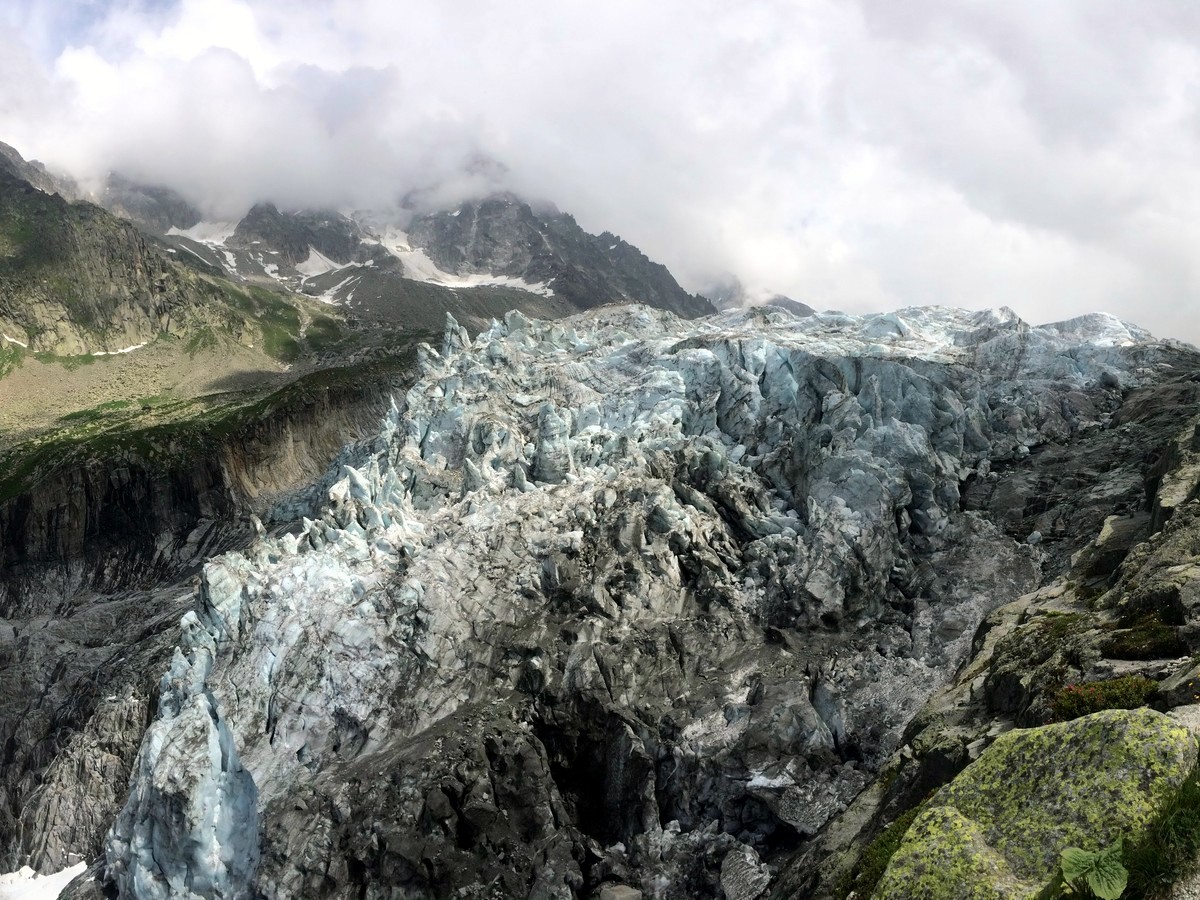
[873,708,1197,899]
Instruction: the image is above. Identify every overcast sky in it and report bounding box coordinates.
[3,1,1200,343]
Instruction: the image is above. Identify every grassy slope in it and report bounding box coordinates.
[0,335,428,504]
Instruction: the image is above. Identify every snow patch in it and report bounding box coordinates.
[2,334,28,348]
[0,863,87,900]
[313,274,359,305]
[295,247,341,278]
[166,221,237,245]
[376,228,555,297]
[92,342,147,357]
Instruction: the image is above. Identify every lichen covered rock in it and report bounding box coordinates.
[874,707,1198,899]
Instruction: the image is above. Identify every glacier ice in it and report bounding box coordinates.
[103,303,1183,897]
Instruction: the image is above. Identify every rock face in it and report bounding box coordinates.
[228,204,370,269]
[875,708,1197,898]
[0,144,339,357]
[156,194,712,332]
[87,303,1195,898]
[0,363,403,616]
[407,194,714,318]
[796,347,1200,898]
[0,142,78,199]
[0,165,198,354]
[100,174,201,236]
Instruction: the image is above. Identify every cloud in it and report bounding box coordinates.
[3,0,1200,343]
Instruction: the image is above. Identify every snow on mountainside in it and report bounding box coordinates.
[0,863,85,900]
[99,303,1194,898]
[369,226,556,296]
[151,195,712,331]
[165,216,556,310]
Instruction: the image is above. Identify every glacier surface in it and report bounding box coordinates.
[104,303,1183,898]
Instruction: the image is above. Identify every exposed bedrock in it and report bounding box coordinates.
[88,305,1200,898]
[0,378,395,618]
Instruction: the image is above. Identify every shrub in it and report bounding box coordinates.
[1102,626,1187,661]
[1101,611,1188,661]
[1049,676,1156,722]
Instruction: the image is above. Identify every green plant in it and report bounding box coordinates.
[1060,839,1128,898]
[1101,612,1187,661]
[1049,676,1156,722]
[305,314,346,352]
[184,325,219,356]
[832,801,927,899]
[0,343,23,379]
[31,350,96,371]
[1102,627,1186,661]
[1123,767,1200,897]
[1041,612,1088,643]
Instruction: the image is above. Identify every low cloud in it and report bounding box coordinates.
[4,0,1200,343]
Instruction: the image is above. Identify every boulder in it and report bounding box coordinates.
[874,708,1197,898]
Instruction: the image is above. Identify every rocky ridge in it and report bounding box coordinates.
[0,164,200,355]
[159,195,714,333]
[67,303,1198,898]
[0,148,360,363]
[406,195,713,319]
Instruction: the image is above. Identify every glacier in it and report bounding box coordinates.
[101,303,1189,898]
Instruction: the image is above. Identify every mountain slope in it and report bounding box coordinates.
[0,166,196,355]
[408,194,714,318]
[100,174,201,236]
[155,194,714,333]
[0,142,78,198]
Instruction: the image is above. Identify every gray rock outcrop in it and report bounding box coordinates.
[407,195,714,318]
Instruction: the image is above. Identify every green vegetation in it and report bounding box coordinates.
[58,399,134,423]
[0,336,427,504]
[873,709,1194,898]
[1123,767,1200,897]
[260,322,300,361]
[1049,676,1157,722]
[0,211,41,262]
[1101,611,1187,661]
[31,350,96,371]
[216,282,303,362]
[1038,769,1200,898]
[833,800,928,899]
[1059,840,1128,899]
[305,314,347,353]
[0,398,244,502]
[0,342,23,378]
[184,325,220,356]
[1040,611,1089,643]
